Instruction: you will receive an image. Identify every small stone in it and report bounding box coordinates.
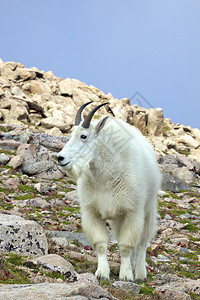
[11,86,25,97]
[157,254,170,262]
[78,273,99,285]
[161,228,174,237]
[179,257,189,263]
[112,281,140,294]
[0,153,10,165]
[23,198,51,209]
[159,219,186,231]
[164,214,172,220]
[75,213,81,219]
[180,247,190,253]
[7,155,24,169]
[0,192,5,199]
[47,127,63,136]
[170,237,190,247]
[3,177,21,187]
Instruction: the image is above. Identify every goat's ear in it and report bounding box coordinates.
[95,115,109,134]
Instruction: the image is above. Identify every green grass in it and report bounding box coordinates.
[188,292,200,299]
[183,223,198,231]
[44,271,65,280]
[0,187,14,194]
[139,285,154,295]
[67,179,77,185]
[6,253,25,266]
[0,253,30,284]
[15,193,35,200]
[18,185,35,193]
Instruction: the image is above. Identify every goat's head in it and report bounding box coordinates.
[57,102,109,179]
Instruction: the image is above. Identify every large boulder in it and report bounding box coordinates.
[0,282,116,300]
[0,214,48,256]
[16,143,64,179]
[178,135,200,149]
[148,108,164,136]
[161,172,191,193]
[159,154,200,186]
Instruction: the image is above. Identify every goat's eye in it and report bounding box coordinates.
[80,134,87,140]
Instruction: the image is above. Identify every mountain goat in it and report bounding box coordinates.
[57,102,161,281]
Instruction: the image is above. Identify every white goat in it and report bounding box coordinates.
[57,102,161,281]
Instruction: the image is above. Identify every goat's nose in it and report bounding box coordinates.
[57,155,64,163]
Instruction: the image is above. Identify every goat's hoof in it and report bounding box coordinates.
[99,276,110,282]
[119,272,134,282]
[95,269,110,281]
[135,277,147,283]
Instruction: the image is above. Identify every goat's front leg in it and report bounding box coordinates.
[81,208,110,280]
[95,242,110,280]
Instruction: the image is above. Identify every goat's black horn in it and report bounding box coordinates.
[75,101,93,126]
[81,102,109,129]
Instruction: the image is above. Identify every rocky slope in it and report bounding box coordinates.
[0,59,200,299]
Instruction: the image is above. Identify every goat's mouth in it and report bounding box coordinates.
[59,161,70,167]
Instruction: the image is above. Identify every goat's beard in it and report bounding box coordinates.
[66,158,91,181]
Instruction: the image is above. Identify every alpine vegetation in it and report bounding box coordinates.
[57,102,161,281]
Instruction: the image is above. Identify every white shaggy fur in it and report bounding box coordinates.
[57,116,161,281]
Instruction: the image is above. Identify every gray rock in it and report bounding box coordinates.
[157,254,170,262]
[161,172,191,192]
[112,281,140,294]
[0,153,10,164]
[17,143,63,178]
[179,257,189,263]
[159,219,186,231]
[7,155,24,169]
[35,165,64,180]
[159,154,200,186]
[37,254,78,282]
[32,132,69,151]
[0,282,117,300]
[154,288,191,300]
[0,213,48,257]
[46,231,91,247]
[180,247,189,253]
[22,160,55,176]
[23,198,51,209]
[66,190,79,204]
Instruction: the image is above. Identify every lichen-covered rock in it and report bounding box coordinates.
[37,254,78,282]
[0,214,48,256]
[112,281,140,294]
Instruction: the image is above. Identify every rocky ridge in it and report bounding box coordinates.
[0,59,200,299]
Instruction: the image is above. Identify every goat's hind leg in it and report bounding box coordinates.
[135,211,157,281]
[110,218,134,281]
[118,213,144,281]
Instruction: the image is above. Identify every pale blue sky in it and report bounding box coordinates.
[1,0,200,129]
